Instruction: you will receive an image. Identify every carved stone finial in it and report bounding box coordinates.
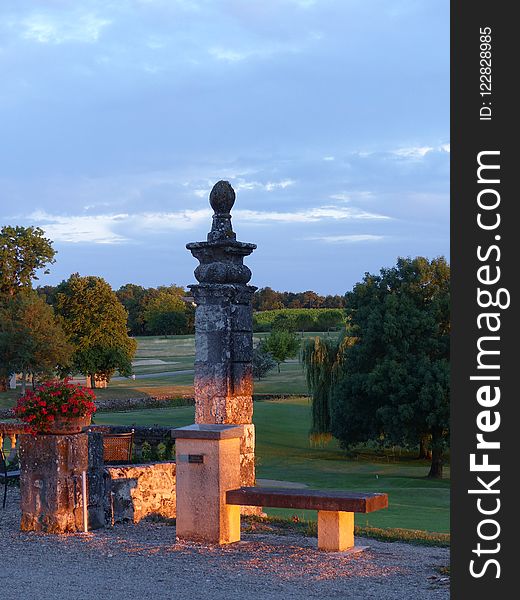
[209,180,235,214]
[208,180,236,242]
[186,179,256,283]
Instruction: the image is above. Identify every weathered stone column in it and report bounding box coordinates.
[186,181,257,501]
[19,433,89,533]
[19,432,106,533]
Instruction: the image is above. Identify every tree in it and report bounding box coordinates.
[0,226,56,297]
[116,283,149,335]
[331,257,450,478]
[55,274,137,387]
[302,333,354,443]
[252,346,277,380]
[253,287,284,311]
[144,287,189,336]
[294,312,314,336]
[315,309,345,333]
[301,290,323,309]
[0,291,72,393]
[271,313,296,333]
[261,330,300,373]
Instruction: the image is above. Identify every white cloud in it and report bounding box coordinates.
[28,211,128,244]
[208,39,302,63]
[20,12,110,44]
[329,193,351,202]
[26,202,390,244]
[264,179,295,191]
[330,191,375,203]
[235,206,389,223]
[306,234,384,243]
[390,143,450,159]
[392,146,434,159]
[322,156,335,161]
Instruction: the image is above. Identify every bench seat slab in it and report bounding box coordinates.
[318,510,354,551]
[226,487,388,513]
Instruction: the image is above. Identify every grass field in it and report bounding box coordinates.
[0,333,321,406]
[94,397,450,534]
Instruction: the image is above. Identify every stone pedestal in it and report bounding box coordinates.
[186,181,258,513]
[173,424,242,545]
[19,433,104,533]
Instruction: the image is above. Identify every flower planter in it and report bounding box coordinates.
[43,414,92,435]
[15,379,96,436]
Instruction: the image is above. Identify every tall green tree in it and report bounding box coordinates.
[144,286,189,336]
[302,333,354,443]
[116,283,149,335]
[252,346,277,380]
[261,329,300,373]
[331,257,450,478]
[0,226,56,390]
[56,274,137,387]
[0,291,72,393]
[0,226,56,297]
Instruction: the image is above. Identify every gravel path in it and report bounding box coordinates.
[0,490,449,600]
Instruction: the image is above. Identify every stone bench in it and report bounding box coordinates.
[226,487,388,551]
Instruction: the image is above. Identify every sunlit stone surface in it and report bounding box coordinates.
[19,433,106,533]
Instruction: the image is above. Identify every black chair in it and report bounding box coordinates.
[1,446,20,509]
[102,430,134,465]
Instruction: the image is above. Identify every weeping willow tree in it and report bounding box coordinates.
[301,332,354,445]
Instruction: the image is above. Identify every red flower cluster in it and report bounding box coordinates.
[14,378,97,435]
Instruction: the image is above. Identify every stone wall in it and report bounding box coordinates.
[106,461,176,524]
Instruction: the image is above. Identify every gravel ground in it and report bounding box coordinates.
[0,489,449,600]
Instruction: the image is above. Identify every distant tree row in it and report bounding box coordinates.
[253,308,346,333]
[40,284,342,336]
[38,282,194,337]
[252,287,346,311]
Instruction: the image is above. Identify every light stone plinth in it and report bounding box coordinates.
[174,424,242,545]
[317,510,355,551]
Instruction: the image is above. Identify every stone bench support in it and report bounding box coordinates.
[317,510,354,551]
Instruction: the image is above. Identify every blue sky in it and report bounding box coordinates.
[0,0,449,295]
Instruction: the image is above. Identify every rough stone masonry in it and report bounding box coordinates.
[186,181,257,503]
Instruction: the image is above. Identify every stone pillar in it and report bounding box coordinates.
[19,432,106,533]
[19,433,89,533]
[173,424,242,544]
[186,181,257,505]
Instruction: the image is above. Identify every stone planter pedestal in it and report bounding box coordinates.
[19,432,105,533]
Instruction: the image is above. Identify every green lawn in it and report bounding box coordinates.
[94,396,450,534]
[0,333,315,406]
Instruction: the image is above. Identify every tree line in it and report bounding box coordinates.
[252,287,346,311]
[38,284,348,336]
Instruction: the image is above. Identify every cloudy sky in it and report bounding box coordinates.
[1,0,449,295]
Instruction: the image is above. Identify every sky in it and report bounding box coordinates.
[0,0,449,295]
